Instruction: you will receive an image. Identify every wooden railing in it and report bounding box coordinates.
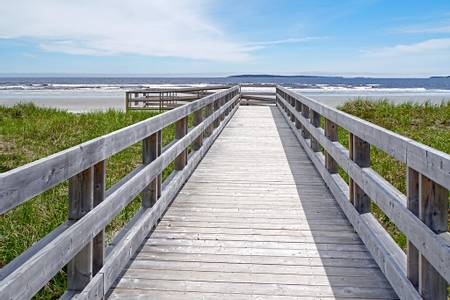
[276,86,450,300]
[0,85,240,299]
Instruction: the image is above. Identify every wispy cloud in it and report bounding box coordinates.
[362,38,450,57]
[393,23,450,34]
[244,37,326,48]
[0,0,253,61]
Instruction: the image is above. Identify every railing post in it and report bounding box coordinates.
[193,108,204,151]
[309,110,320,152]
[349,133,354,204]
[93,161,105,275]
[204,102,214,137]
[351,135,371,213]
[324,118,338,174]
[407,167,419,288]
[418,174,448,300]
[289,96,296,123]
[142,131,161,207]
[301,105,310,139]
[294,100,301,129]
[175,117,188,170]
[68,167,94,292]
[213,98,220,128]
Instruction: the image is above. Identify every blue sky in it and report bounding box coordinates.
[1,0,450,76]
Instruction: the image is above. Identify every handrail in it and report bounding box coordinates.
[276,85,450,300]
[0,85,241,299]
[0,86,239,214]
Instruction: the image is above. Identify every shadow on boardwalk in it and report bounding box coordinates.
[269,106,397,299]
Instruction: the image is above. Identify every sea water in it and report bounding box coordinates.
[0,76,449,112]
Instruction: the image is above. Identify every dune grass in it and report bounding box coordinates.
[0,100,449,298]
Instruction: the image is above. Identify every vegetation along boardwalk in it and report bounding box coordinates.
[0,85,449,300]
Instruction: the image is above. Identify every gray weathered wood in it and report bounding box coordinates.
[278,104,420,299]
[277,93,450,282]
[352,135,371,213]
[175,117,188,170]
[0,92,238,300]
[324,118,338,174]
[419,174,448,300]
[309,109,320,152]
[93,161,105,275]
[407,167,419,288]
[294,100,301,130]
[68,167,94,292]
[277,85,450,190]
[301,104,310,139]
[107,106,395,300]
[74,94,240,300]
[0,86,239,214]
[349,133,354,205]
[142,132,160,208]
[193,109,204,150]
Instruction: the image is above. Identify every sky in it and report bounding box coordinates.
[0,0,450,77]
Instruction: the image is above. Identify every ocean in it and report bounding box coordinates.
[1,76,450,112]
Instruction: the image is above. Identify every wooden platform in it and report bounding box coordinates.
[107,106,397,299]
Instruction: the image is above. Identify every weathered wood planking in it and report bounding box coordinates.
[277,88,450,299]
[277,101,419,299]
[108,106,396,300]
[277,92,450,285]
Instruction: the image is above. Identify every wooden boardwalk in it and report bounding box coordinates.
[108,106,397,299]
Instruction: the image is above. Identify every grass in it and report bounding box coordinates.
[337,99,450,249]
[0,100,449,298]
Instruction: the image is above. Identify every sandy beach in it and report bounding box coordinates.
[1,85,450,112]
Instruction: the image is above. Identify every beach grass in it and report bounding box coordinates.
[0,100,449,298]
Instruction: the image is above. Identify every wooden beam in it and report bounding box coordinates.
[301,104,310,139]
[419,174,448,300]
[309,109,320,152]
[324,118,338,174]
[142,132,161,208]
[294,100,301,130]
[349,133,354,205]
[352,135,371,214]
[93,161,105,276]
[68,167,94,292]
[193,108,204,151]
[175,117,188,170]
[407,167,419,288]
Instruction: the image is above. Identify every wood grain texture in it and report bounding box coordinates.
[277,92,450,283]
[277,85,450,190]
[108,106,396,300]
[278,102,419,299]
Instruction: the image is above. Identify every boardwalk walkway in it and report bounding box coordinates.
[108,106,397,299]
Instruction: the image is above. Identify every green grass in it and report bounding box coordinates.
[0,100,449,298]
[337,99,450,249]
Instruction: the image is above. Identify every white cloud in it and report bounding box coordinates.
[0,0,253,61]
[393,23,450,34]
[244,37,326,48]
[362,38,450,57]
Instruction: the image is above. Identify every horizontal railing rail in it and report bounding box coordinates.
[0,85,240,299]
[276,85,450,300]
